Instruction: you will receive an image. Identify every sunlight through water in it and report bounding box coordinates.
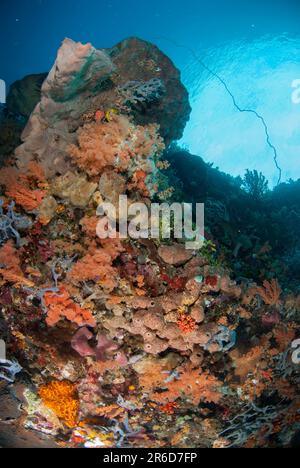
[180,34,300,186]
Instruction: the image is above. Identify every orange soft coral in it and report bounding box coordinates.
[38,380,79,428]
[26,161,47,185]
[80,217,125,261]
[68,114,164,176]
[273,325,296,352]
[80,215,98,238]
[0,162,48,212]
[152,367,222,405]
[128,169,149,196]
[44,287,96,327]
[68,248,117,291]
[0,240,22,276]
[99,238,125,261]
[6,183,46,212]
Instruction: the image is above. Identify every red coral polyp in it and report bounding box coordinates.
[177,315,196,334]
[205,275,218,288]
[161,273,187,292]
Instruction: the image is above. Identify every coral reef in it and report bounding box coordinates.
[0,37,299,450]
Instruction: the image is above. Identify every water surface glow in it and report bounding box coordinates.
[180,34,300,186]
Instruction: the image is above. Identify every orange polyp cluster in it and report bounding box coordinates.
[38,380,80,428]
[177,314,196,334]
[128,169,149,196]
[159,402,179,415]
[43,287,96,328]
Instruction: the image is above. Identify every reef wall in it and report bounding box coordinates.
[0,37,299,449]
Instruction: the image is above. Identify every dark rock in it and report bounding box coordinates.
[6,73,47,118]
[0,119,24,163]
[108,37,191,142]
[158,244,194,266]
[0,420,58,448]
[0,383,58,448]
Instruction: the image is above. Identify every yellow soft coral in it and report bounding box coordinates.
[38,380,79,428]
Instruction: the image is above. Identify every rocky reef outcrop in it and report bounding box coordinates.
[14,37,190,177]
[6,73,48,119]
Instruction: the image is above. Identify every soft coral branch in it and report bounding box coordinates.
[255,279,282,307]
[44,287,96,327]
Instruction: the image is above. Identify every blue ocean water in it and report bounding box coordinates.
[179,34,300,186]
[1,0,300,184]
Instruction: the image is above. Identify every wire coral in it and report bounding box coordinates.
[0,201,21,245]
[38,380,79,428]
[68,114,164,176]
[43,287,96,327]
[0,359,22,383]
